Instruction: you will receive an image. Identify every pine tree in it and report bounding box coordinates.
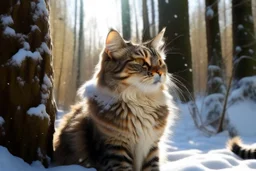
[0,0,56,166]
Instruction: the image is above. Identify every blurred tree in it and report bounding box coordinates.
[72,0,78,91]
[142,0,150,41]
[0,0,56,166]
[133,0,139,42]
[158,0,194,102]
[150,0,156,37]
[77,0,84,88]
[50,0,76,110]
[56,0,67,102]
[121,0,131,40]
[232,0,256,80]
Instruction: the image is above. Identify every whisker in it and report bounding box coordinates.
[168,74,195,102]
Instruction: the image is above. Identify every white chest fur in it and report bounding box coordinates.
[133,120,160,171]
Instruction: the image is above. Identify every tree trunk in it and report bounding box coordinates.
[0,0,56,167]
[150,0,156,37]
[232,0,256,80]
[205,0,225,94]
[133,0,139,42]
[158,0,194,102]
[56,0,67,102]
[142,0,150,41]
[77,0,84,89]
[121,0,131,40]
[71,0,78,96]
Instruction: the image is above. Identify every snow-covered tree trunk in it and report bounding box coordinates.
[158,0,194,102]
[232,0,256,80]
[0,0,56,167]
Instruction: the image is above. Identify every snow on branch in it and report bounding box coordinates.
[229,76,256,105]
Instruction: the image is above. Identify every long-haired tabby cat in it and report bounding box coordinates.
[228,137,256,159]
[53,28,177,171]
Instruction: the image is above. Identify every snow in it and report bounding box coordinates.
[0,15,14,26]
[248,49,254,54]
[0,116,5,125]
[38,42,51,55]
[3,26,16,36]
[11,49,42,66]
[23,42,30,50]
[1,90,256,170]
[33,0,49,21]
[27,104,50,121]
[237,24,244,30]
[235,46,242,53]
[208,65,220,71]
[31,25,40,32]
[206,7,214,18]
[228,100,256,136]
[17,77,25,86]
[229,76,256,103]
[43,75,52,88]
[0,146,95,171]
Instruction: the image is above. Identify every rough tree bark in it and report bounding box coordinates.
[121,0,131,40]
[0,0,56,167]
[232,0,256,80]
[158,0,194,102]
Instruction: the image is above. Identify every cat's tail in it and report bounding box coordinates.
[227,136,256,159]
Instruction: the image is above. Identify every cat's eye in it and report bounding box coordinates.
[134,58,144,65]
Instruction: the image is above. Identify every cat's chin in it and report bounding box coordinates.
[135,82,164,94]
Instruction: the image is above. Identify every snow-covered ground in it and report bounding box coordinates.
[1,99,256,171]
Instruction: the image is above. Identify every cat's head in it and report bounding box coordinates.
[95,28,169,94]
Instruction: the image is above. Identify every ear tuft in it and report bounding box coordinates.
[105,29,126,58]
[150,27,166,50]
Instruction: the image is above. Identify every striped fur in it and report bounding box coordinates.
[53,28,177,171]
[227,137,256,159]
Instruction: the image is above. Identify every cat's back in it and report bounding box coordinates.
[53,102,95,166]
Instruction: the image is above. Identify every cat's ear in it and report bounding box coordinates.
[105,29,126,58]
[150,27,166,50]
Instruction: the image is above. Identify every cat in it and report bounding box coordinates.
[53,28,177,171]
[227,136,256,159]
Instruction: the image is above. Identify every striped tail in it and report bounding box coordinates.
[227,136,256,159]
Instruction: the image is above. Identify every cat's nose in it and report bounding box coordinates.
[156,70,162,76]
